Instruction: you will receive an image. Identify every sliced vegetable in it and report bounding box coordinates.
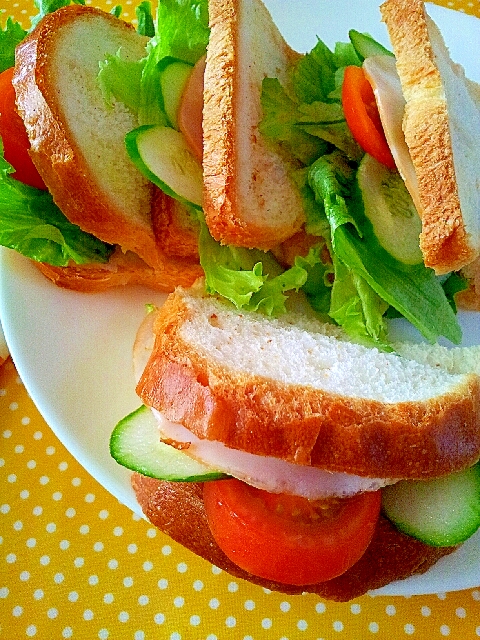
[110,405,226,482]
[358,154,423,265]
[178,55,205,161]
[382,464,480,547]
[341,64,396,170]
[348,30,394,61]
[125,124,203,208]
[0,67,46,189]
[203,478,381,585]
[159,58,193,129]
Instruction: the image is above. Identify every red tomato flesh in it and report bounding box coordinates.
[178,55,205,162]
[0,67,46,189]
[342,65,396,171]
[203,478,381,585]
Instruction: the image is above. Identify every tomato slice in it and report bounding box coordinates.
[178,55,205,162]
[342,65,396,170]
[0,67,46,189]
[203,478,381,585]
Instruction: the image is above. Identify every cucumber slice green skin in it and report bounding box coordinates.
[110,405,227,482]
[382,463,480,547]
[160,59,194,130]
[358,154,424,265]
[349,30,394,61]
[125,124,203,208]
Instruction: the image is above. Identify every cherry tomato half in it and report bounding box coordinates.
[0,67,46,189]
[203,478,381,585]
[342,65,396,170]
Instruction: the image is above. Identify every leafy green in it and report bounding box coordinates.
[0,14,27,73]
[98,52,146,113]
[0,142,114,266]
[135,0,154,37]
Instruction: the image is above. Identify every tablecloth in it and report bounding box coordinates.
[1,0,480,637]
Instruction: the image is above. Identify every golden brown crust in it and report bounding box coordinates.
[456,257,480,311]
[151,190,200,260]
[132,473,456,601]
[136,289,480,479]
[380,0,478,274]
[36,248,203,294]
[13,5,162,269]
[203,0,304,249]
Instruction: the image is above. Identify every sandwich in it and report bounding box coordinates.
[3,0,480,600]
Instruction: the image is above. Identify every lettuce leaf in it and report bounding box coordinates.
[0,14,27,73]
[135,1,155,37]
[0,143,114,266]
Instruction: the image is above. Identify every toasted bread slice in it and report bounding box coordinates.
[132,474,456,601]
[203,0,305,250]
[13,5,162,269]
[151,190,200,260]
[380,0,480,275]
[136,283,480,479]
[36,247,203,294]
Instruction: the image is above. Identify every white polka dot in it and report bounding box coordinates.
[54,573,64,584]
[13,520,23,531]
[71,477,81,487]
[58,462,68,471]
[245,600,256,611]
[46,446,55,455]
[297,620,308,631]
[12,605,23,616]
[32,506,42,516]
[369,622,379,633]
[118,611,129,623]
[33,431,42,440]
[154,613,165,625]
[2,430,12,438]
[138,595,149,606]
[26,625,36,636]
[0,587,9,598]
[211,565,222,574]
[27,460,36,469]
[351,604,361,614]
[65,508,76,518]
[83,609,94,621]
[21,417,30,426]
[209,598,220,610]
[93,542,104,552]
[123,577,134,588]
[456,607,466,618]
[147,528,157,538]
[228,581,239,592]
[85,493,95,503]
[157,579,168,589]
[440,626,450,636]
[113,527,123,536]
[52,492,62,502]
[108,559,118,570]
[74,557,84,568]
[386,605,396,616]
[39,476,49,485]
[174,596,184,607]
[333,621,344,632]
[170,633,181,640]
[40,555,50,566]
[20,571,30,581]
[98,630,109,639]
[262,618,272,629]
[193,580,203,591]
[104,593,114,604]
[177,562,188,573]
[47,608,58,619]
[437,592,447,600]
[98,510,109,520]
[128,543,138,554]
[134,632,145,640]
[225,616,236,628]
[9,402,18,411]
[59,540,70,550]
[68,592,79,603]
[79,525,89,535]
[143,561,153,571]
[89,575,99,586]
[62,628,73,638]
[475,626,480,637]
[7,474,16,483]
[316,602,326,614]
[33,589,44,600]
[0,504,10,514]
[421,606,431,617]
[46,523,56,533]
[14,445,24,454]
[404,624,415,635]
[6,553,17,562]
[190,615,201,626]
[472,590,480,601]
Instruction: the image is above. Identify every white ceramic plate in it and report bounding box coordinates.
[1,0,479,597]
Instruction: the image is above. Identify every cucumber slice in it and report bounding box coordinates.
[382,464,480,546]
[125,124,203,208]
[110,405,226,482]
[358,154,423,265]
[349,30,394,61]
[160,59,193,130]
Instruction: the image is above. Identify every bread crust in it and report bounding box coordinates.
[13,5,162,269]
[131,473,456,601]
[35,247,203,294]
[380,0,479,274]
[136,288,480,479]
[203,0,304,249]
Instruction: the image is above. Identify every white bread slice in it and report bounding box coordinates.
[380,0,480,275]
[13,5,161,269]
[136,283,480,479]
[202,0,305,250]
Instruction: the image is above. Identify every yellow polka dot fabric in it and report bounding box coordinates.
[2,0,480,638]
